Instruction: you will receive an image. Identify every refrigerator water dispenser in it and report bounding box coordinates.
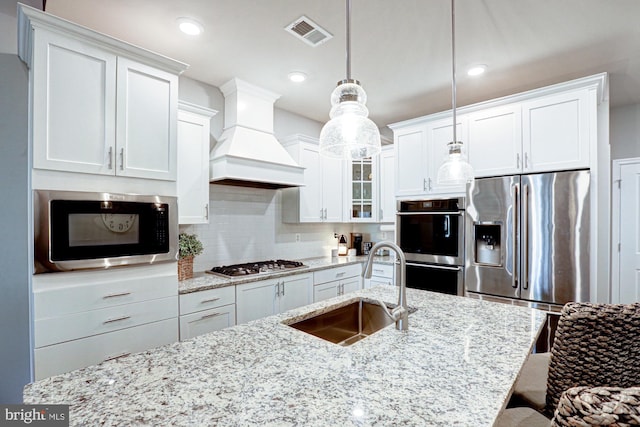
[474,224,501,266]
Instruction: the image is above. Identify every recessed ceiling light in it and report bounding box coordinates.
[176,17,203,36]
[288,71,307,83]
[467,65,487,77]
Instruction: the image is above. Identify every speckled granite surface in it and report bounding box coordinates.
[179,255,396,294]
[24,286,545,426]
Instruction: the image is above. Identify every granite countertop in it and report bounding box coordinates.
[179,255,397,294]
[24,286,545,426]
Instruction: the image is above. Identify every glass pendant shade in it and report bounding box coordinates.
[436,0,474,185]
[319,81,381,160]
[437,142,474,185]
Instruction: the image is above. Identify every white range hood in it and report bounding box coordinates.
[209,78,305,189]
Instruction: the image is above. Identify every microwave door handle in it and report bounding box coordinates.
[406,262,462,271]
[512,183,519,289]
[397,211,463,216]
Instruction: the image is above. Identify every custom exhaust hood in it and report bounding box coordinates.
[209,78,305,189]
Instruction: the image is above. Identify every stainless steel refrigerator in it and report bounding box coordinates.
[465,170,590,307]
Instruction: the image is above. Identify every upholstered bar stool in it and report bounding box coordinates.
[495,302,640,426]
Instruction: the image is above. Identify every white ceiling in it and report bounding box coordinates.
[40,0,640,128]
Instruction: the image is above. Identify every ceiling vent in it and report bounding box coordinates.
[285,15,333,47]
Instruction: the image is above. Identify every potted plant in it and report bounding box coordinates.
[178,233,203,281]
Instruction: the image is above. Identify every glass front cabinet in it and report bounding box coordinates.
[346,156,379,222]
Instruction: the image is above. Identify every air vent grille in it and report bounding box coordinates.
[285,15,333,47]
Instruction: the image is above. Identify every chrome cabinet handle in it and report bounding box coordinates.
[205,203,209,220]
[336,272,345,278]
[373,269,385,274]
[524,152,529,169]
[324,208,327,219]
[200,297,220,304]
[103,315,131,324]
[200,312,222,321]
[275,283,280,297]
[119,148,124,170]
[281,282,285,296]
[320,208,324,220]
[103,292,131,299]
[104,352,130,362]
[108,146,113,169]
[423,178,428,191]
[428,178,433,191]
[516,153,520,169]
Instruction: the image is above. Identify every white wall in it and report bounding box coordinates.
[611,103,640,160]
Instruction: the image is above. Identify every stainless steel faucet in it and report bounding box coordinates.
[363,241,408,331]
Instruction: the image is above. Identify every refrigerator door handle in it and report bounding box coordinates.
[523,183,529,290]
[512,183,519,289]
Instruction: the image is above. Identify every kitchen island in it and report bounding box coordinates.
[24,286,545,426]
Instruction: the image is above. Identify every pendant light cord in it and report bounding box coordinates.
[451,0,457,145]
[346,0,352,80]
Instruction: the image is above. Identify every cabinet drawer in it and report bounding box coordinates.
[179,286,235,315]
[179,304,236,340]
[314,264,362,284]
[35,296,177,347]
[371,263,394,279]
[33,263,178,319]
[34,318,177,380]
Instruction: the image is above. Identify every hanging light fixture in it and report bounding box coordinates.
[319,0,381,160]
[437,0,474,185]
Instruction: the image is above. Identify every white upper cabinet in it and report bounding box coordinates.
[177,102,217,224]
[18,4,187,182]
[468,104,522,177]
[30,28,117,176]
[391,116,467,198]
[391,75,602,192]
[469,90,591,177]
[522,89,591,173]
[345,156,378,222]
[392,123,428,198]
[115,58,179,180]
[282,135,343,223]
[379,145,396,223]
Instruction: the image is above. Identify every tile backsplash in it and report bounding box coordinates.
[180,185,392,272]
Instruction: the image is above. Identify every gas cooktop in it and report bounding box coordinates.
[206,259,307,277]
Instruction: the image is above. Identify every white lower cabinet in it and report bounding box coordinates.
[32,263,178,380]
[313,264,363,302]
[34,318,176,380]
[179,286,236,340]
[236,273,313,324]
[364,263,396,289]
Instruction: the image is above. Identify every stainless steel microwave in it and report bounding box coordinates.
[34,190,178,273]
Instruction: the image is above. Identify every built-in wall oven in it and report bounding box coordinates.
[34,190,178,273]
[397,198,465,296]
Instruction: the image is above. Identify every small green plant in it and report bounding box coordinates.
[178,233,203,259]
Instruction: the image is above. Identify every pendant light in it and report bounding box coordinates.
[437,0,474,185]
[319,0,381,160]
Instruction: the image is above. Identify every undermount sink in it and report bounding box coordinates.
[286,298,414,346]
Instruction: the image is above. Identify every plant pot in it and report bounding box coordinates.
[178,256,194,281]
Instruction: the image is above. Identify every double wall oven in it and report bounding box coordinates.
[397,198,465,296]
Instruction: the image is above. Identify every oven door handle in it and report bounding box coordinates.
[397,211,463,216]
[406,263,462,271]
